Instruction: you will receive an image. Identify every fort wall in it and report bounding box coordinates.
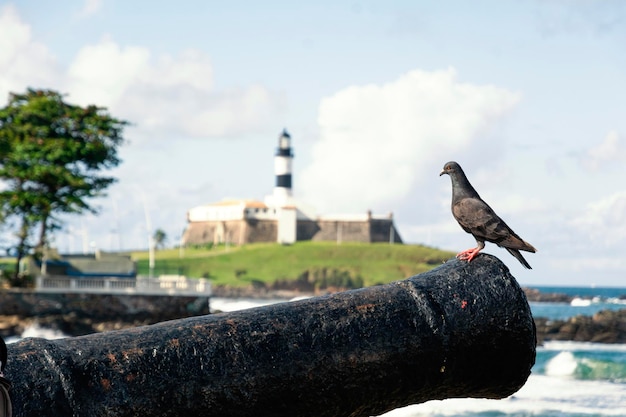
[183,218,402,246]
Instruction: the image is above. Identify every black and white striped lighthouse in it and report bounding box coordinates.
[273,128,294,206]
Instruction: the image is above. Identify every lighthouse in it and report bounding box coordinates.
[268,129,297,244]
[273,128,294,207]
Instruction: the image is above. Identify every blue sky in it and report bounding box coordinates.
[1,1,626,286]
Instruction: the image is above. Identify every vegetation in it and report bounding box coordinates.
[0,89,127,282]
[153,229,167,249]
[132,241,455,289]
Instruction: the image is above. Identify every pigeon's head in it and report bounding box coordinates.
[439,161,462,177]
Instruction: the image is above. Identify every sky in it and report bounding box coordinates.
[1,0,625,286]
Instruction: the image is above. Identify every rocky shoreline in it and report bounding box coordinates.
[0,290,210,339]
[523,287,626,344]
[523,287,574,303]
[535,309,626,344]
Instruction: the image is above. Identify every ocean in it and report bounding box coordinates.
[7,286,626,416]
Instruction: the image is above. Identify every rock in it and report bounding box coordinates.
[523,287,572,303]
[534,309,626,344]
[0,290,210,338]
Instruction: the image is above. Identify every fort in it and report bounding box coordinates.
[182,130,403,246]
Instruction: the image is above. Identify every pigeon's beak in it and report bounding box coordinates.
[439,169,446,176]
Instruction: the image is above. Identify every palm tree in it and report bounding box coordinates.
[153,229,167,250]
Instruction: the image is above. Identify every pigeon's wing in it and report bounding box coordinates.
[453,197,534,251]
[452,197,505,239]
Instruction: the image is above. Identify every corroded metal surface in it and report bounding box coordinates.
[5,254,536,417]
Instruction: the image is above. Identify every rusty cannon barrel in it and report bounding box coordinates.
[5,254,536,417]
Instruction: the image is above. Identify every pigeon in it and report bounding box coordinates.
[440,161,537,269]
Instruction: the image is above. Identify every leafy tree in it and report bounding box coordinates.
[153,229,167,249]
[0,88,128,280]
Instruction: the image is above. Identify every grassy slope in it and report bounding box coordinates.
[132,242,455,287]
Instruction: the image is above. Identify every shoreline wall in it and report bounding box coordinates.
[0,290,210,338]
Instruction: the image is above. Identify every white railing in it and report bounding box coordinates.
[35,274,212,296]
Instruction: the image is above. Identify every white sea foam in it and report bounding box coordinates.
[607,297,626,305]
[570,297,593,306]
[209,297,287,313]
[545,351,577,377]
[209,296,313,313]
[21,323,67,340]
[542,340,626,352]
[5,323,68,344]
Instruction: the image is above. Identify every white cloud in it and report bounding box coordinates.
[299,68,521,214]
[67,37,151,107]
[67,43,214,107]
[76,0,104,19]
[581,130,626,171]
[0,5,60,100]
[571,191,626,246]
[0,8,282,141]
[66,37,282,140]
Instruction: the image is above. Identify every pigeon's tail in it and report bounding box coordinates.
[506,248,532,269]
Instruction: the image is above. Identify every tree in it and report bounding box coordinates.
[153,229,167,250]
[0,89,128,280]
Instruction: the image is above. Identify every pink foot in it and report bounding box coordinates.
[456,247,481,262]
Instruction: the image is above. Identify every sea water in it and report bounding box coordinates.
[7,287,626,416]
[530,285,626,321]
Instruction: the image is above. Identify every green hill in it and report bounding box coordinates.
[132,242,455,290]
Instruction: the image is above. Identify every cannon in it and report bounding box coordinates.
[5,254,536,417]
